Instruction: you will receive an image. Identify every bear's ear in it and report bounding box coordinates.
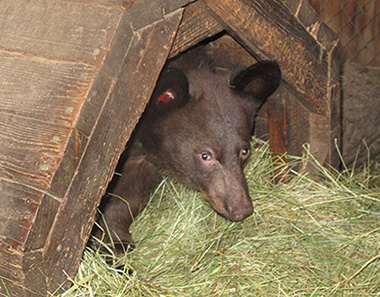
[149,67,189,115]
[230,61,281,100]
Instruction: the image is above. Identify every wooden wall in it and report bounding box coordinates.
[0,1,187,295]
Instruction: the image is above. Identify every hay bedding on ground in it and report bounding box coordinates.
[62,138,380,296]
[62,62,380,296]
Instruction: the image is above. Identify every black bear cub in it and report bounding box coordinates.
[93,48,281,256]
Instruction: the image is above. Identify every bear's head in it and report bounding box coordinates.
[138,60,281,222]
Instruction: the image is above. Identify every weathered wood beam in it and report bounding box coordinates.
[0,0,123,65]
[267,87,288,182]
[43,10,184,294]
[169,2,223,58]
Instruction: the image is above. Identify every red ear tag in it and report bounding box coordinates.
[158,90,175,103]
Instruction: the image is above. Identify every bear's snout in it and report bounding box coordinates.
[205,191,253,222]
[203,169,253,222]
[227,200,253,221]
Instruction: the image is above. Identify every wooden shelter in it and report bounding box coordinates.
[0,0,340,295]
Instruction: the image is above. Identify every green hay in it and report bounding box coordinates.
[62,140,380,296]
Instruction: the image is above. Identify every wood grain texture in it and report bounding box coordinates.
[0,113,72,189]
[0,51,97,127]
[49,128,88,198]
[267,87,289,182]
[285,88,311,158]
[0,273,29,297]
[0,1,185,296]
[24,194,60,253]
[0,179,58,297]
[63,0,134,6]
[0,180,43,250]
[0,178,53,297]
[163,0,197,14]
[199,0,330,115]
[43,10,183,293]
[268,88,288,158]
[0,0,123,65]
[169,2,224,58]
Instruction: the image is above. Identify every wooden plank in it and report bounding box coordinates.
[269,85,340,172]
[285,88,312,159]
[43,10,184,294]
[0,265,27,297]
[309,113,335,166]
[0,178,52,297]
[0,180,42,240]
[66,0,133,6]
[0,178,58,260]
[0,248,47,297]
[22,250,46,297]
[49,5,147,197]
[169,2,224,58]
[0,0,123,65]
[0,237,23,284]
[0,261,42,297]
[0,113,71,190]
[0,1,184,296]
[329,81,341,167]
[24,194,60,252]
[0,274,28,297]
[102,14,135,78]
[49,129,88,198]
[0,174,66,297]
[268,88,288,158]
[198,0,330,115]
[163,0,197,14]
[0,51,98,127]
[125,0,164,30]
[267,87,288,183]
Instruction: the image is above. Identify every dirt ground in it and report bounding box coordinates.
[341,62,380,167]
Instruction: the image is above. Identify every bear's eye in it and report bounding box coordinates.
[200,151,213,161]
[240,147,251,158]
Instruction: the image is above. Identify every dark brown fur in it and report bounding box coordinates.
[92,47,281,255]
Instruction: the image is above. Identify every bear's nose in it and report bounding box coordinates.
[228,204,253,221]
[232,214,246,221]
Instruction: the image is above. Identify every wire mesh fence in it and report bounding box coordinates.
[308,0,380,68]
